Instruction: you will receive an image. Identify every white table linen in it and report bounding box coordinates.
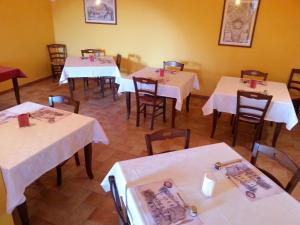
[101,143,300,225]
[202,76,298,130]
[59,56,121,84]
[117,67,200,111]
[0,102,109,213]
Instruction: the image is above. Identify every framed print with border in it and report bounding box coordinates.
[218,0,260,47]
[84,0,117,25]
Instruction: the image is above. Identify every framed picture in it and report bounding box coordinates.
[83,0,117,25]
[218,0,261,47]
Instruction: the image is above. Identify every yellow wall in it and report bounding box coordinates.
[0,0,55,91]
[51,0,300,95]
[0,172,14,225]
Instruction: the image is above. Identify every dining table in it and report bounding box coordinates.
[101,142,300,225]
[0,66,27,104]
[117,67,200,127]
[202,76,298,146]
[0,102,109,225]
[59,56,121,98]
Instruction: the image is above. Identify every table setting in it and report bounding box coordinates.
[101,143,300,225]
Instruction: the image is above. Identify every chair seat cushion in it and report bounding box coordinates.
[140,95,164,106]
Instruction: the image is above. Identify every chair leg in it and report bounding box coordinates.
[101,77,105,97]
[136,104,140,127]
[232,119,239,146]
[186,93,191,112]
[163,98,166,122]
[56,165,62,186]
[74,153,80,166]
[230,114,234,125]
[150,106,156,130]
[143,105,146,118]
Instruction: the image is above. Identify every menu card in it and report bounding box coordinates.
[135,179,202,225]
[225,161,283,201]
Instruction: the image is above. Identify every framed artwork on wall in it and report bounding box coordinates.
[83,0,117,25]
[218,0,261,47]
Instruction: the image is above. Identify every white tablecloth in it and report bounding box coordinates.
[202,76,298,130]
[118,67,200,111]
[0,102,109,213]
[59,56,121,84]
[101,143,300,225]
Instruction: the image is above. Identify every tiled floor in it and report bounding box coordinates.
[1,78,299,225]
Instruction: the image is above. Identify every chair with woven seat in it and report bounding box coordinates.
[47,44,67,81]
[241,70,268,81]
[48,95,80,186]
[133,77,166,130]
[163,61,191,112]
[109,176,130,225]
[145,128,191,155]
[232,90,273,147]
[287,68,300,115]
[81,48,106,91]
[251,142,300,193]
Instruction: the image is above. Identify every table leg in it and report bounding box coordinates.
[84,143,94,179]
[112,78,116,101]
[68,78,73,98]
[186,93,191,112]
[210,109,218,138]
[12,77,21,104]
[272,122,283,147]
[17,201,30,225]
[172,98,177,128]
[126,92,131,120]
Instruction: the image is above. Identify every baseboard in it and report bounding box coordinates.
[0,75,52,95]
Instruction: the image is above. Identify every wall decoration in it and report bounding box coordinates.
[218,0,260,47]
[84,0,117,25]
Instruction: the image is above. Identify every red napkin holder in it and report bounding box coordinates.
[159,68,165,77]
[89,55,95,62]
[250,80,257,89]
[18,114,30,127]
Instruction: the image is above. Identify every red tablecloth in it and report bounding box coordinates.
[0,66,26,82]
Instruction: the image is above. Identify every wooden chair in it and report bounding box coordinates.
[109,176,130,225]
[251,142,300,193]
[133,77,166,130]
[287,68,300,115]
[145,128,191,155]
[163,61,184,71]
[163,61,191,112]
[48,95,80,186]
[47,44,67,81]
[241,70,268,81]
[81,49,106,91]
[111,54,122,100]
[232,90,273,147]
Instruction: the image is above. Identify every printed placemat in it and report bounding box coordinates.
[225,161,283,201]
[135,179,202,225]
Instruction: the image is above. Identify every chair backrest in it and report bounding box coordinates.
[163,61,184,71]
[251,143,300,193]
[133,77,158,103]
[287,68,300,92]
[145,128,191,155]
[236,90,272,123]
[47,44,67,63]
[109,176,130,225]
[81,49,106,57]
[116,54,122,69]
[241,70,268,81]
[48,95,80,114]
